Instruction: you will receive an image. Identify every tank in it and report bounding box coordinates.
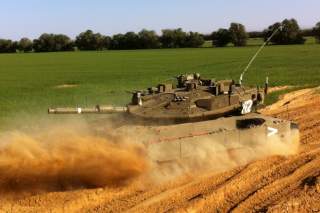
[48,74,299,163]
[48,25,298,164]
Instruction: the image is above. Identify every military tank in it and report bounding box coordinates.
[48,25,299,163]
[48,74,299,163]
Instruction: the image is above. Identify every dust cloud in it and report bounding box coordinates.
[0,121,148,193]
[0,117,299,194]
[147,129,299,181]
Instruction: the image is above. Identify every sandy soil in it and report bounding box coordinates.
[54,84,78,89]
[1,87,320,213]
[267,85,292,93]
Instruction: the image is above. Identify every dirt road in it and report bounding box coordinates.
[1,88,320,212]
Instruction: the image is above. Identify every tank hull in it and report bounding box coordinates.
[116,113,299,163]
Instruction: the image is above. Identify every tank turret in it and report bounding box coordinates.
[48,73,267,124]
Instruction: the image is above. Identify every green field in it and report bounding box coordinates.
[0,44,320,129]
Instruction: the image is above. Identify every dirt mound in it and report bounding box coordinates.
[260,88,316,114]
[1,87,320,212]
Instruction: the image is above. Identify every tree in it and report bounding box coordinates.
[229,23,248,46]
[264,19,305,45]
[110,32,142,50]
[11,41,19,52]
[18,38,33,52]
[314,22,320,43]
[212,29,231,47]
[248,31,264,38]
[160,28,187,48]
[33,34,55,52]
[184,32,205,48]
[123,32,140,49]
[160,29,175,48]
[301,29,314,37]
[138,29,160,49]
[33,33,73,52]
[75,30,109,50]
[103,36,111,49]
[110,34,126,50]
[0,39,17,53]
[53,34,73,51]
[202,34,212,41]
[174,29,188,47]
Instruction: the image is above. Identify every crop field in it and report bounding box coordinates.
[0,43,320,128]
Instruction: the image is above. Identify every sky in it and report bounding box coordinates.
[0,0,319,40]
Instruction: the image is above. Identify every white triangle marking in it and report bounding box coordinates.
[267,127,278,137]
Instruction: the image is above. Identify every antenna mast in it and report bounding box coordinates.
[239,25,283,85]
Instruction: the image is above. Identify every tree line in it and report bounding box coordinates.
[212,19,320,47]
[0,18,320,53]
[0,29,204,53]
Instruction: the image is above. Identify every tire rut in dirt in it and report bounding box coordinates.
[189,150,320,212]
[233,156,320,212]
[126,166,245,213]
[83,175,194,213]
[58,186,140,213]
[128,156,283,212]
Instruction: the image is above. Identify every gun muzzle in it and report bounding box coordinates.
[48,105,128,114]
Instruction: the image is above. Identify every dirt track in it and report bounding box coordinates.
[1,88,320,212]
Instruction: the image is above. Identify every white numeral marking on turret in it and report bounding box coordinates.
[241,100,253,114]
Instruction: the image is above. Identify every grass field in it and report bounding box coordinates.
[0,43,319,129]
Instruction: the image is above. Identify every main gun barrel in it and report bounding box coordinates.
[48,105,128,114]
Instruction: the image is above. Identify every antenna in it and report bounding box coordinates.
[239,24,283,85]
